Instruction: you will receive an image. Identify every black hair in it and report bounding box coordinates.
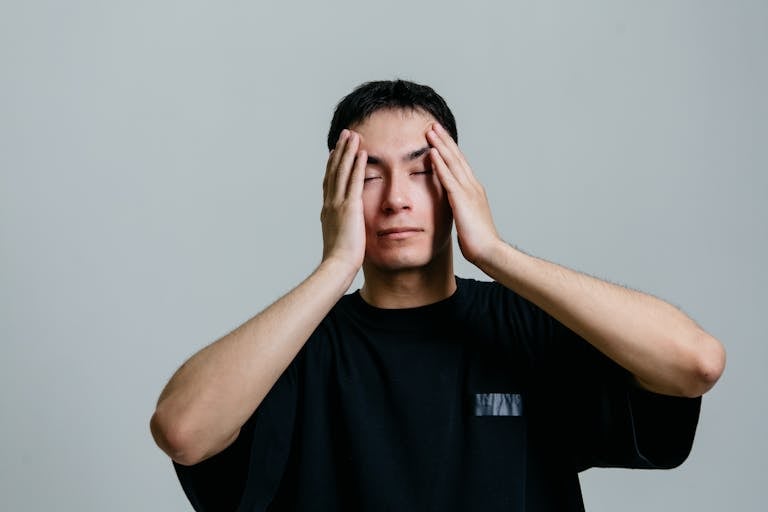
[327,79,458,150]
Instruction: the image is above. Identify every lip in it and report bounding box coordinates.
[377,227,423,239]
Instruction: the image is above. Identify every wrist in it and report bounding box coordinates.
[475,239,534,288]
[474,237,511,274]
[317,256,361,289]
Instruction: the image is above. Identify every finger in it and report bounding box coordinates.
[433,122,471,169]
[429,147,459,195]
[347,149,367,199]
[430,124,478,187]
[324,130,350,198]
[427,128,470,185]
[334,131,360,202]
[323,149,336,197]
[328,129,350,171]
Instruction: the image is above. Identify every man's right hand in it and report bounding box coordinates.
[321,129,367,275]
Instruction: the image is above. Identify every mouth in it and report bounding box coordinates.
[377,227,423,239]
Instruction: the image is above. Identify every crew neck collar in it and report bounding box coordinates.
[342,276,470,331]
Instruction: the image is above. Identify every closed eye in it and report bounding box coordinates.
[411,170,433,176]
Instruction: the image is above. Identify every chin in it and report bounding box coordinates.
[366,250,434,272]
[365,234,452,273]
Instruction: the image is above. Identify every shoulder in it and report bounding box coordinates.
[298,291,360,361]
[455,276,535,318]
[455,276,501,305]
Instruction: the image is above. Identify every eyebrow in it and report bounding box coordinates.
[367,145,432,166]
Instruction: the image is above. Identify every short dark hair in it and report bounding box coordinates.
[327,79,458,150]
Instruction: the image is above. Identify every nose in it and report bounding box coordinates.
[381,174,411,214]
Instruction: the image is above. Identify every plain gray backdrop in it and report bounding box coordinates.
[1,1,766,510]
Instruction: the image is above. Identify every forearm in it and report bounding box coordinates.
[477,241,725,398]
[150,258,357,465]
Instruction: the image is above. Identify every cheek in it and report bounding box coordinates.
[361,189,380,227]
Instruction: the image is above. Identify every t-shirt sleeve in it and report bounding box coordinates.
[552,337,701,472]
[495,283,702,472]
[172,351,302,511]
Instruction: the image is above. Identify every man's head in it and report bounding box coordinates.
[327,80,458,275]
[327,80,457,151]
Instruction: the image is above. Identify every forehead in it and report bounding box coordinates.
[351,108,436,156]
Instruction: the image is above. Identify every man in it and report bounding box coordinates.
[150,80,725,511]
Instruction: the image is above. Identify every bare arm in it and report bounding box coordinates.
[476,244,725,397]
[426,123,726,397]
[150,130,368,465]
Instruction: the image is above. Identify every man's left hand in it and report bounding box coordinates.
[427,122,501,266]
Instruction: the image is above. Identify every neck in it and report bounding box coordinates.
[359,248,456,309]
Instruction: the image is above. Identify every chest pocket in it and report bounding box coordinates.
[456,341,529,509]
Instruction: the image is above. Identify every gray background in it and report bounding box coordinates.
[1,1,765,510]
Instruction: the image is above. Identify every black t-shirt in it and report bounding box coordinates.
[174,277,701,511]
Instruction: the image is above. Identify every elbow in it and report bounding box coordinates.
[681,330,726,398]
[150,406,207,466]
[150,403,241,467]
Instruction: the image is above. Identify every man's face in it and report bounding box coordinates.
[351,108,453,272]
